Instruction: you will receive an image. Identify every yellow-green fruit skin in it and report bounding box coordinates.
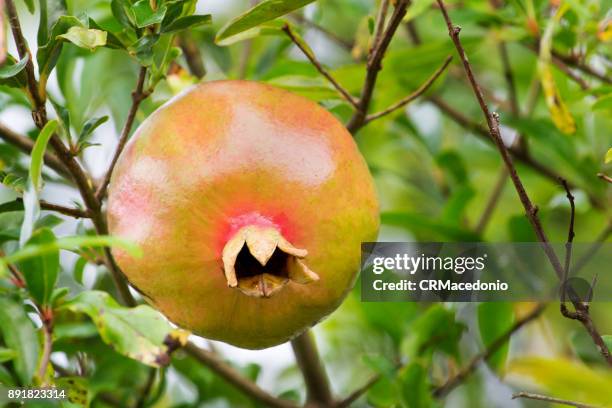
[107,80,379,349]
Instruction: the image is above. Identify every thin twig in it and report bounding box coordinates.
[435,0,612,366]
[96,67,150,201]
[0,249,25,287]
[433,303,546,397]
[428,95,604,209]
[177,33,206,79]
[512,392,600,408]
[475,167,508,234]
[290,14,353,51]
[347,0,409,132]
[37,309,53,384]
[335,373,383,408]
[0,123,70,178]
[282,24,359,109]
[290,331,333,406]
[525,42,610,84]
[134,368,157,408]
[184,341,299,408]
[597,173,612,184]
[363,55,452,124]
[5,0,43,109]
[559,178,576,312]
[31,199,90,218]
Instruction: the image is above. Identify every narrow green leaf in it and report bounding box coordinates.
[111,0,136,28]
[0,55,29,79]
[130,34,160,66]
[37,16,82,77]
[20,120,58,247]
[73,256,88,285]
[216,0,315,43]
[78,116,108,143]
[603,335,612,352]
[605,148,612,164]
[4,234,142,266]
[398,363,435,408]
[0,347,18,363]
[23,0,36,13]
[59,291,189,367]
[18,228,60,306]
[58,27,108,51]
[0,296,39,385]
[161,14,212,34]
[132,0,167,28]
[478,302,515,372]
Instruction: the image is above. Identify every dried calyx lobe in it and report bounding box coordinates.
[222,225,319,297]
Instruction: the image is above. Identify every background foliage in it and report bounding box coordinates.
[0,0,611,407]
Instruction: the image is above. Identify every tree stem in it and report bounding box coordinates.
[291,331,333,406]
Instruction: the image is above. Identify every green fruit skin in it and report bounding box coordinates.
[108,80,379,349]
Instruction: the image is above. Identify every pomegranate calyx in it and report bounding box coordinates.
[221,225,319,298]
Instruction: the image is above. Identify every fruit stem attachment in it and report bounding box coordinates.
[221,225,319,297]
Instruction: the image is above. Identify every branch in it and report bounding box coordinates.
[134,368,157,408]
[282,24,359,109]
[525,42,610,85]
[96,67,150,201]
[37,313,53,384]
[363,55,452,125]
[335,373,382,408]
[512,392,599,408]
[5,0,43,109]
[290,331,333,406]
[37,200,90,218]
[184,341,299,408]
[0,123,70,178]
[435,0,612,366]
[347,0,409,132]
[290,14,353,51]
[177,33,206,79]
[597,173,612,184]
[474,166,508,234]
[433,303,546,397]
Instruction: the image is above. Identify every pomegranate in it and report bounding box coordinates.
[107,80,379,349]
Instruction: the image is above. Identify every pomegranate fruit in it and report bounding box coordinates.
[107,80,379,349]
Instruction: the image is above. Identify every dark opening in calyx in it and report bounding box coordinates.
[222,225,319,297]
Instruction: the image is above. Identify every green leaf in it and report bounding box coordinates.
[23,0,36,13]
[37,16,83,77]
[60,291,189,367]
[161,14,212,34]
[58,26,108,51]
[3,234,142,266]
[398,363,435,408]
[478,302,514,372]
[592,94,612,111]
[37,0,68,45]
[401,305,465,361]
[604,335,612,352]
[0,55,28,88]
[17,228,60,306]
[0,296,39,385]
[132,0,167,28]
[0,55,29,79]
[20,120,58,247]
[73,257,87,285]
[130,34,160,66]
[605,148,612,164]
[216,0,315,43]
[78,116,108,144]
[0,347,18,363]
[111,0,136,28]
[56,376,90,406]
